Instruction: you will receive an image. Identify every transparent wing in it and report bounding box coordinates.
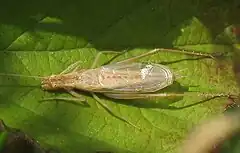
[98,62,174,93]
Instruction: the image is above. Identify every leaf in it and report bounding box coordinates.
[0,0,240,153]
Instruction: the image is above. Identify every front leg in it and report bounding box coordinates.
[61,50,127,74]
[39,89,88,106]
[60,60,83,74]
[39,97,88,106]
[91,51,125,69]
[67,90,86,100]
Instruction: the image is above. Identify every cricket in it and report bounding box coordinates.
[0,48,234,130]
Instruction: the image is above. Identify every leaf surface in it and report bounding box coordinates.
[0,0,240,152]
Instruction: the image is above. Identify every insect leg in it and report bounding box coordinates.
[91,51,123,69]
[104,93,185,99]
[91,93,141,131]
[116,48,216,64]
[40,89,87,105]
[104,92,231,99]
[66,90,87,100]
[39,97,88,106]
[61,51,124,74]
[60,61,82,74]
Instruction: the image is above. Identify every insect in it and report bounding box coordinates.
[0,48,232,130]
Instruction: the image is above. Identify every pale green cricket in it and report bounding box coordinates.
[0,48,231,130]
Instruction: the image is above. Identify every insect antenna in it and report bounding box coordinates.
[0,73,45,80]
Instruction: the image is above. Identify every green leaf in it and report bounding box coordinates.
[0,0,240,153]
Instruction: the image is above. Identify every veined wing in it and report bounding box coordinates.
[98,62,174,93]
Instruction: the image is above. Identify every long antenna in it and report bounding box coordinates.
[0,73,45,79]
